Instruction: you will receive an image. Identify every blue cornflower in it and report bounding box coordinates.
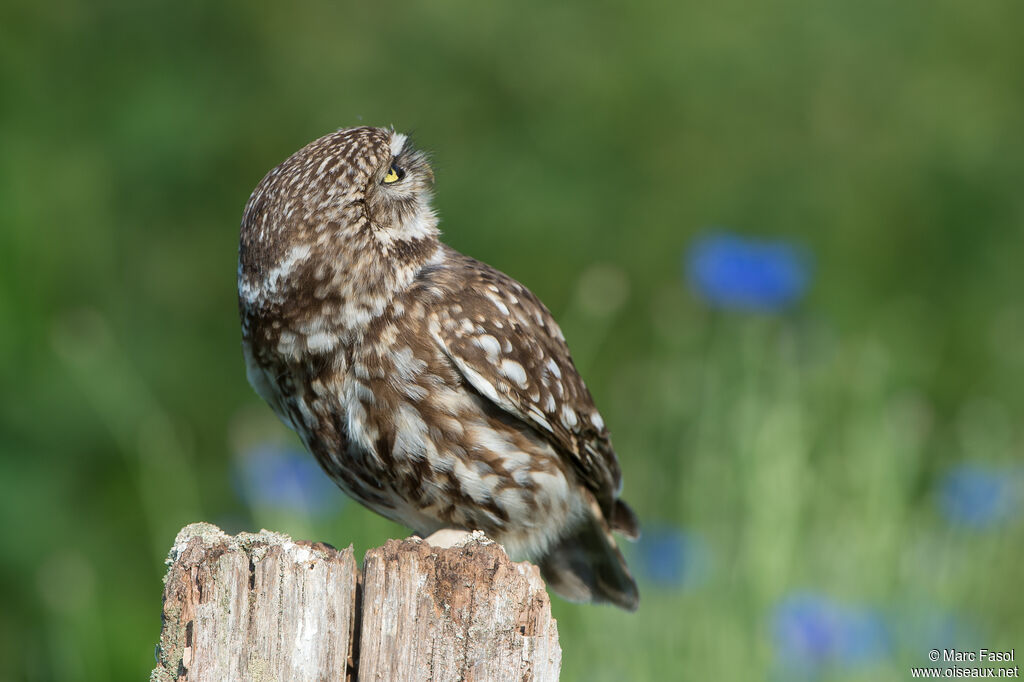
[685,231,811,311]
[938,463,1020,528]
[773,593,890,673]
[635,525,710,588]
[235,442,345,517]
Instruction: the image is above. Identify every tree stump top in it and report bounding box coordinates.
[152,524,561,681]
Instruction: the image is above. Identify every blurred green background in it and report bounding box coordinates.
[2,0,1023,680]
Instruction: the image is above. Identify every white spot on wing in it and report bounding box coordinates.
[473,334,501,359]
[431,327,538,427]
[459,364,501,404]
[485,292,510,316]
[561,404,578,429]
[500,359,529,389]
[527,407,554,433]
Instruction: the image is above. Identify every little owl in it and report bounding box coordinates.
[238,127,639,610]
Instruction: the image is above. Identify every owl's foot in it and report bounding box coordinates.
[421,528,475,549]
[419,528,502,550]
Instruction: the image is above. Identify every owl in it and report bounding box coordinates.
[238,127,639,610]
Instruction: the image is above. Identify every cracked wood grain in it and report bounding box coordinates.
[150,523,358,681]
[151,524,560,681]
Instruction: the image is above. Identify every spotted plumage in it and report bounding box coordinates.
[238,127,639,610]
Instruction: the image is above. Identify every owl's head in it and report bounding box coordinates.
[239,127,440,310]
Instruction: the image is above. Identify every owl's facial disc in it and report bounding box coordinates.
[238,127,440,309]
[364,131,439,244]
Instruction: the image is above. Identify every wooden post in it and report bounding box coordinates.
[151,523,561,682]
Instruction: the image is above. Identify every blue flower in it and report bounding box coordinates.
[235,443,345,517]
[938,463,1019,528]
[635,525,710,588]
[685,232,811,311]
[773,593,889,674]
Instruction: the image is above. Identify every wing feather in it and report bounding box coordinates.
[419,249,624,512]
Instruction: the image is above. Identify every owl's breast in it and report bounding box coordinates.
[242,296,582,552]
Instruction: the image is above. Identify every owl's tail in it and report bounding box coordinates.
[539,497,640,611]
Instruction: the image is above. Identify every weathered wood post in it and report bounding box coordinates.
[151,523,561,681]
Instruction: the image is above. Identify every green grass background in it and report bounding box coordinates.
[1,0,1022,679]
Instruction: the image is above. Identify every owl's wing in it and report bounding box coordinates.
[423,251,628,520]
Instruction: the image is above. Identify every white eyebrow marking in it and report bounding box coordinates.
[390,132,407,156]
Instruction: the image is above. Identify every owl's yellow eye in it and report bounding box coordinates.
[382,164,404,184]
